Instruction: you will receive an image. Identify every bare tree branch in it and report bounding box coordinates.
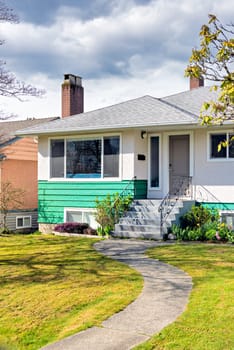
[0,0,18,23]
[0,0,45,119]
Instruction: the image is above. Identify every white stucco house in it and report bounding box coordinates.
[17,74,234,236]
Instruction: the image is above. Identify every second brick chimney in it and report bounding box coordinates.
[61,74,84,118]
[190,76,204,90]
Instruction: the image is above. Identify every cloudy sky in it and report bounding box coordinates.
[0,0,233,120]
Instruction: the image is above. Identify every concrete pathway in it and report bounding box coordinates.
[41,239,192,350]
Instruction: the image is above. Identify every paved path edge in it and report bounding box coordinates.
[41,239,193,350]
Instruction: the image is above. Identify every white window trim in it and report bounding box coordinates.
[220,211,234,229]
[16,216,32,229]
[64,208,98,228]
[64,207,96,220]
[207,130,234,162]
[49,133,122,181]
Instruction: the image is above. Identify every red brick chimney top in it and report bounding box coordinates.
[61,74,84,118]
[190,76,204,90]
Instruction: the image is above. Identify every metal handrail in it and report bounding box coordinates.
[158,176,192,236]
[111,176,137,211]
[194,184,230,210]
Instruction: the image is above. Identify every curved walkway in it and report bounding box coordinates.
[41,239,192,350]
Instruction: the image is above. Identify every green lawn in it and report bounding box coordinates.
[0,234,142,350]
[134,243,234,350]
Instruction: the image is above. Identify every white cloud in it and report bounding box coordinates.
[0,0,233,119]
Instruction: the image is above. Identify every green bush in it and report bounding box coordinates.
[202,221,218,240]
[180,205,218,229]
[95,193,133,236]
[173,206,234,243]
[227,231,234,243]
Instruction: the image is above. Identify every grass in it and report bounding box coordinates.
[134,243,234,350]
[0,234,143,350]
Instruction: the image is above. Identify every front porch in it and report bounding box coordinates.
[113,198,195,240]
[112,175,234,239]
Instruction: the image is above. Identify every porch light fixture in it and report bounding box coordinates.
[141,131,147,139]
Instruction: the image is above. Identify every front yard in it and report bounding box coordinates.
[1,235,233,350]
[135,243,234,350]
[0,234,142,350]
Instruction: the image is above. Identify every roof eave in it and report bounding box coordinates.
[16,120,199,137]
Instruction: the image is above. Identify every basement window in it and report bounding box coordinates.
[221,212,234,230]
[16,216,32,229]
[64,208,98,229]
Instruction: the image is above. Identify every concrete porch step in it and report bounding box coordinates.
[113,198,194,240]
[115,223,160,233]
[111,231,161,240]
[122,212,160,219]
[119,217,161,225]
[129,206,159,213]
[132,199,162,206]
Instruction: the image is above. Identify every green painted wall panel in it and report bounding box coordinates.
[38,180,147,223]
[201,202,234,211]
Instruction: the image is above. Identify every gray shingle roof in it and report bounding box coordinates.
[0,117,58,146]
[16,93,203,136]
[16,86,219,137]
[161,86,218,116]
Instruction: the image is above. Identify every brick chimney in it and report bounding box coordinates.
[61,74,84,118]
[190,76,204,90]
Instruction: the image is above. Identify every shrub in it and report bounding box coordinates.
[171,225,205,241]
[187,227,204,241]
[173,206,234,243]
[205,228,217,241]
[171,225,190,241]
[180,205,218,229]
[54,222,89,234]
[217,222,232,241]
[95,193,133,236]
[227,231,234,243]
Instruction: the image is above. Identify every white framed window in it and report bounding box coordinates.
[221,212,234,230]
[16,216,32,229]
[64,208,98,229]
[148,135,161,189]
[50,135,120,179]
[209,132,234,160]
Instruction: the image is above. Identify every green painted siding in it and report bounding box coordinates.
[38,180,147,223]
[201,202,234,211]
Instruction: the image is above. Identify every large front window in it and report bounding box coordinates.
[67,139,101,178]
[50,136,120,179]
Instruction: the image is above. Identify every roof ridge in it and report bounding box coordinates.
[159,98,198,120]
[161,86,210,99]
[69,95,157,118]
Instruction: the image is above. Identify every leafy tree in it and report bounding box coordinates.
[0,0,45,119]
[185,14,234,126]
[0,181,25,233]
